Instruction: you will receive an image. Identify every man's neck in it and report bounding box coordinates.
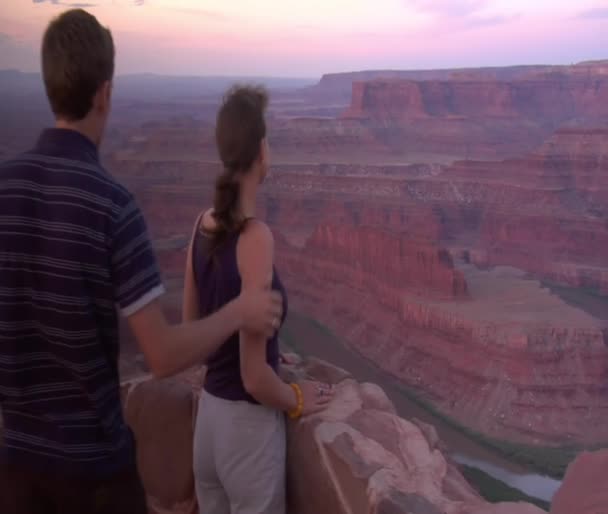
[55,119,100,148]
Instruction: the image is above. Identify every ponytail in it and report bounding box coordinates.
[210,84,268,254]
[209,167,243,254]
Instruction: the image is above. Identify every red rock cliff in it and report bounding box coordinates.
[299,224,468,299]
[342,74,608,122]
[277,229,608,445]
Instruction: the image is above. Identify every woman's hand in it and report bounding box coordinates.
[298,380,334,416]
[279,352,297,365]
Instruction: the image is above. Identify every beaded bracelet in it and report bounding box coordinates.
[288,382,304,419]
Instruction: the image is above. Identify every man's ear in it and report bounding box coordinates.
[94,80,112,115]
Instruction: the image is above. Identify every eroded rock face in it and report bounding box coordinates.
[312,62,607,105]
[280,223,468,300]
[120,358,546,514]
[332,65,608,161]
[279,243,608,444]
[342,76,608,123]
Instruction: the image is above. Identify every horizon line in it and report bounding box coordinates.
[1,57,607,82]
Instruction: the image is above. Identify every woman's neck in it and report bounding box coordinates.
[239,174,258,220]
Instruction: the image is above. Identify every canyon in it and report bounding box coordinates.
[1,61,608,510]
[104,61,608,453]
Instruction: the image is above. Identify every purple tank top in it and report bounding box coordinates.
[192,222,288,404]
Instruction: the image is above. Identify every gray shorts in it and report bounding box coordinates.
[193,390,286,514]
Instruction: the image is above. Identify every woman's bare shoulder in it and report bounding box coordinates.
[199,208,215,232]
[241,218,273,241]
[237,219,274,278]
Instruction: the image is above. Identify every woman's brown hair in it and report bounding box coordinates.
[210,84,268,253]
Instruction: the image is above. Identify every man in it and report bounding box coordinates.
[0,8,283,514]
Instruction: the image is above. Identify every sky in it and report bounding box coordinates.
[0,0,607,78]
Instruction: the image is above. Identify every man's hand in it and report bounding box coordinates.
[237,289,283,338]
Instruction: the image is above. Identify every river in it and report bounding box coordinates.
[281,310,563,505]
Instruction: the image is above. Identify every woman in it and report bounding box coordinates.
[182,85,333,514]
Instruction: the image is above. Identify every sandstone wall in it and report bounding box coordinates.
[312,63,586,103]
[343,77,608,122]
[298,224,468,299]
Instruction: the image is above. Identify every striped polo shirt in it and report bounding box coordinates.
[0,128,165,475]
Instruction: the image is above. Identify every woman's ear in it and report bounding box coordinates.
[257,138,270,183]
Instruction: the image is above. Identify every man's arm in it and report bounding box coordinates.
[112,196,281,379]
[128,291,281,378]
[182,212,202,322]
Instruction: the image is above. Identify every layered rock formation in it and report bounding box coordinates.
[312,66,550,105]
[459,127,608,293]
[342,76,608,122]
[276,224,608,444]
[111,120,608,447]
[290,224,468,299]
[537,127,608,209]
[108,63,608,167]
[104,60,608,450]
[336,65,608,161]
[120,357,547,514]
[312,61,608,103]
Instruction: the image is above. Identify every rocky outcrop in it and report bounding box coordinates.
[550,449,608,514]
[120,357,546,514]
[121,376,198,514]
